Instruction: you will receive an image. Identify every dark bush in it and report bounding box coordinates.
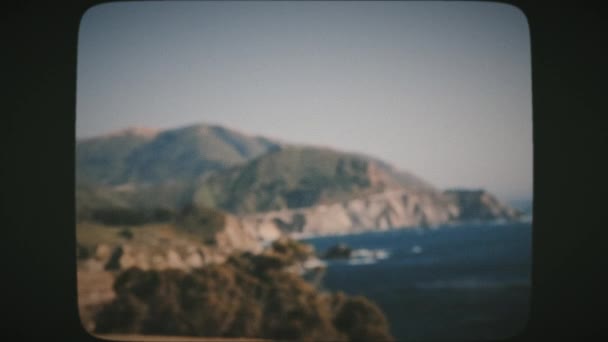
[176,204,225,243]
[118,228,133,240]
[76,243,91,260]
[104,246,123,271]
[94,243,394,341]
[89,206,175,226]
[333,296,394,342]
[151,207,175,222]
[94,292,149,334]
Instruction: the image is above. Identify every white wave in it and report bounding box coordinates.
[347,257,377,266]
[375,249,390,259]
[350,248,391,261]
[302,258,327,269]
[351,249,374,258]
[411,245,423,254]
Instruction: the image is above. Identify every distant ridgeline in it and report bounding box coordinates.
[76,123,523,239]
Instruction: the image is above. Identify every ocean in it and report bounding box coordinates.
[302,222,532,342]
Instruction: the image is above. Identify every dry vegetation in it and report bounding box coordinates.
[92,240,394,341]
[76,207,394,341]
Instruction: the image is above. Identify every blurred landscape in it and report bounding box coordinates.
[74,2,533,340]
[76,123,529,341]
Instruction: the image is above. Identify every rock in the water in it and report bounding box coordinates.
[323,243,353,259]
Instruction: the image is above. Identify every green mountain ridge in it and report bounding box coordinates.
[192,146,433,214]
[76,130,155,185]
[76,122,520,226]
[76,123,435,216]
[76,123,281,186]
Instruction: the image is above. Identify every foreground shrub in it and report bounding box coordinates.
[94,248,394,341]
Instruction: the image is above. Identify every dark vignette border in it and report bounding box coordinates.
[4,1,607,341]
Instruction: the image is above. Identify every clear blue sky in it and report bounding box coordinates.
[77,1,532,202]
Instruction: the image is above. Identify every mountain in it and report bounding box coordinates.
[76,128,157,185]
[187,145,522,239]
[192,146,435,214]
[76,124,281,186]
[76,122,523,240]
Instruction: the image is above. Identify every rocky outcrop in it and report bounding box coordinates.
[238,188,521,240]
[323,243,353,259]
[78,217,262,275]
[443,189,522,221]
[216,214,264,254]
[239,188,461,239]
[76,213,264,332]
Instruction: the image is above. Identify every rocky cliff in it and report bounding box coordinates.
[444,189,522,221]
[77,211,262,275]
[238,188,520,241]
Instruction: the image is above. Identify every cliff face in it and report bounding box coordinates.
[77,214,262,275]
[239,188,520,241]
[444,189,522,221]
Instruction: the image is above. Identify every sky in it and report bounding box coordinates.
[77,1,532,202]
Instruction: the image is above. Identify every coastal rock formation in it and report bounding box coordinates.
[241,189,519,240]
[323,243,353,259]
[77,212,262,292]
[237,188,520,240]
[444,189,522,221]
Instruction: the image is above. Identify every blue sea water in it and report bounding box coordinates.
[302,222,532,342]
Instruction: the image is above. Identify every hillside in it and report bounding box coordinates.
[192,146,434,214]
[76,181,196,221]
[76,124,281,186]
[77,122,523,239]
[76,128,157,185]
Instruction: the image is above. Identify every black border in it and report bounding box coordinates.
[5,1,608,341]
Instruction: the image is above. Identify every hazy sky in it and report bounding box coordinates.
[77,1,532,202]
